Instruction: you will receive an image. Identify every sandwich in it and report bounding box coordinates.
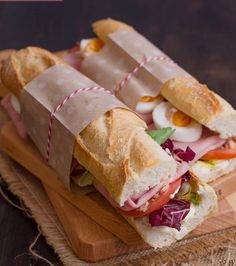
[160,77,236,183]
[65,18,236,183]
[0,46,217,248]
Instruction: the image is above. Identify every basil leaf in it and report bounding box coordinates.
[147,127,175,144]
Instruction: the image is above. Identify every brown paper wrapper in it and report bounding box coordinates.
[81,30,191,110]
[20,65,126,188]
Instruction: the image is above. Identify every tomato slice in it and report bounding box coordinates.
[117,178,182,217]
[201,148,236,160]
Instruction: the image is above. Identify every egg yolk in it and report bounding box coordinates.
[84,38,104,53]
[147,159,160,167]
[139,95,161,102]
[172,110,192,127]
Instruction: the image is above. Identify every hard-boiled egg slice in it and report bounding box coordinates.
[152,101,202,142]
[80,38,104,54]
[136,95,163,114]
[11,94,21,113]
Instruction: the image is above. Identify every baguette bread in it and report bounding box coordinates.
[1,47,176,206]
[191,158,236,183]
[0,49,16,98]
[92,18,134,42]
[161,77,236,139]
[1,47,65,98]
[126,173,217,248]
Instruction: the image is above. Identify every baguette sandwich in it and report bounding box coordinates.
[0,47,217,248]
[66,18,236,183]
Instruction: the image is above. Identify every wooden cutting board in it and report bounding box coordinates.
[45,187,236,262]
[1,121,236,262]
[0,49,236,262]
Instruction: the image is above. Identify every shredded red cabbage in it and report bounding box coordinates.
[174,146,196,162]
[182,171,191,182]
[149,199,190,231]
[161,138,174,152]
[70,158,85,176]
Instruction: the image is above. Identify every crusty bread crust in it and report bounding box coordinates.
[161,77,221,124]
[1,47,65,98]
[1,46,176,205]
[75,108,176,205]
[161,77,236,138]
[92,18,134,42]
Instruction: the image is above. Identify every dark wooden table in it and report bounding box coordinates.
[0,0,235,265]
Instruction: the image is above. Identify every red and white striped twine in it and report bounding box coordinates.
[45,86,111,162]
[115,55,175,94]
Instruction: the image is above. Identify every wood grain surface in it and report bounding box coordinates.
[0,1,235,265]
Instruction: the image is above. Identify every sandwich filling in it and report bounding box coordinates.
[95,171,201,231]
[137,97,236,181]
[141,97,236,179]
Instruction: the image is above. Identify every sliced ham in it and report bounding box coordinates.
[63,53,82,70]
[122,182,167,211]
[171,135,226,181]
[138,113,153,125]
[174,162,190,180]
[1,94,27,139]
[94,179,168,211]
[174,135,226,163]
[95,134,225,212]
[148,123,156,130]
[94,181,118,208]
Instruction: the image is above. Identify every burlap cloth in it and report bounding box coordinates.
[0,109,236,266]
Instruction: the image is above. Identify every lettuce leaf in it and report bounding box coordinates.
[180,191,201,205]
[196,160,217,168]
[76,171,94,187]
[147,127,175,144]
[177,174,201,205]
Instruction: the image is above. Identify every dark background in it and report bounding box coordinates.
[0,0,235,265]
